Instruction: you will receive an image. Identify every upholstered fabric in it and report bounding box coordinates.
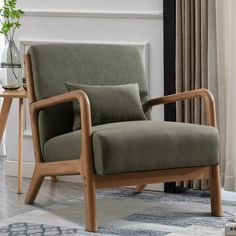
[43,121,219,175]
[65,82,146,130]
[28,44,150,153]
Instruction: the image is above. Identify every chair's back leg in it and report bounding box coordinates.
[210,165,222,216]
[83,176,97,232]
[51,176,58,182]
[135,185,146,193]
[25,167,44,204]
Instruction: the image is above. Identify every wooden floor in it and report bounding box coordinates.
[0,157,84,220]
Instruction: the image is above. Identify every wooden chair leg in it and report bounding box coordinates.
[51,176,58,182]
[18,98,24,194]
[83,176,97,232]
[135,185,146,193]
[25,168,44,204]
[210,165,222,216]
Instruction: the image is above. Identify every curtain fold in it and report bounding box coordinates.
[176,0,210,190]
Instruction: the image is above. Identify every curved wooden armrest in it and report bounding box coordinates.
[31,90,89,112]
[149,89,216,127]
[30,90,92,164]
[30,90,92,134]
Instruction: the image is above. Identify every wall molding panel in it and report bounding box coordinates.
[23,10,163,19]
[6,1,164,192]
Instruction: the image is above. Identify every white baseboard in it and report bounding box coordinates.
[5,160,83,183]
[6,160,35,178]
[5,160,164,191]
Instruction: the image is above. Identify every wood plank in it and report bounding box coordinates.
[0,87,27,98]
[95,166,211,189]
[36,160,82,176]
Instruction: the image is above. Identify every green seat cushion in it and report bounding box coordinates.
[43,121,219,175]
[65,82,146,130]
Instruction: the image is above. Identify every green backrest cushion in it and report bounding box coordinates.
[28,44,150,152]
[65,82,147,130]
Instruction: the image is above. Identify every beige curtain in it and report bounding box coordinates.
[206,0,236,192]
[176,0,236,192]
[176,0,210,190]
[214,0,236,191]
[209,0,227,187]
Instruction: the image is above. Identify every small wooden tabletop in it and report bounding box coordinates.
[0,87,27,98]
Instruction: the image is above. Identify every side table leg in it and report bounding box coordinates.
[0,98,13,142]
[18,98,24,194]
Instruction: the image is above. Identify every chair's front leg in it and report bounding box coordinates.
[25,166,45,204]
[83,174,97,232]
[210,165,222,216]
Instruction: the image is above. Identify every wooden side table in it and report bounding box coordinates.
[0,87,27,193]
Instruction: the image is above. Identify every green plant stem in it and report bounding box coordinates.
[11,25,17,41]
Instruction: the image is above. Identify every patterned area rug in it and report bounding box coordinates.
[0,189,234,235]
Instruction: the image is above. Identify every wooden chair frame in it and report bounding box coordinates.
[24,54,222,232]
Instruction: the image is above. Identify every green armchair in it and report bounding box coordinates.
[24,44,222,232]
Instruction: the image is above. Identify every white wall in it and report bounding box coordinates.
[6,0,164,184]
[0,0,6,156]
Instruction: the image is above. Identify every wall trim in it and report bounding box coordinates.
[23,9,163,19]
[5,160,164,191]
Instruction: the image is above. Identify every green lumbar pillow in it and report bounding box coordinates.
[65,82,147,130]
